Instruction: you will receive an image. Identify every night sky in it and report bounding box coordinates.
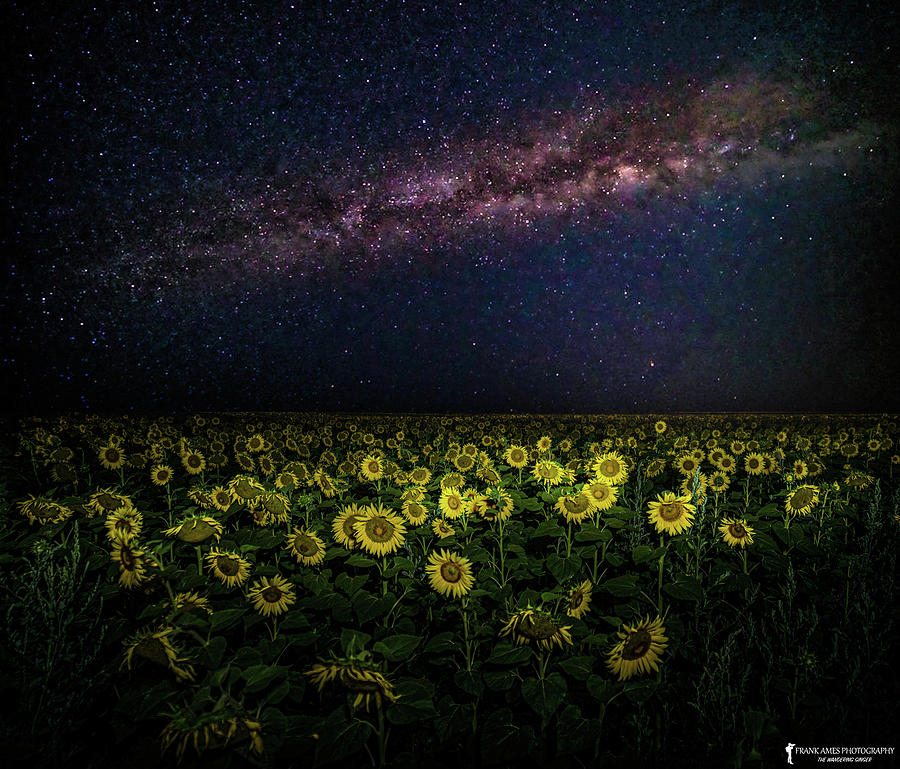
[6,0,900,415]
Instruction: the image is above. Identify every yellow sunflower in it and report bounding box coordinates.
[248,575,296,617]
[432,518,455,539]
[286,528,327,566]
[150,464,173,486]
[172,591,213,615]
[360,454,384,482]
[163,516,224,544]
[583,480,618,512]
[401,499,430,527]
[504,445,529,469]
[498,608,573,651]
[566,580,593,619]
[785,485,819,517]
[227,475,267,503]
[111,539,154,589]
[453,453,476,472]
[353,504,407,557]
[122,625,195,682]
[182,450,206,476]
[105,505,143,542]
[555,492,593,524]
[210,486,234,512]
[476,488,514,523]
[536,435,553,454]
[87,488,132,516]
[718,518,755,547]
[17,496,73,526]
[647,491,696,536]
[99,443,127,471]
[744,453,765,476]
[439,487,466,520]
[426,549,475,598]
[408,466,432,486]
[606,615,668,681]
[332,503,365,550]
[592,452,629,485]
[205,549,252,588]
[531,459,568,487]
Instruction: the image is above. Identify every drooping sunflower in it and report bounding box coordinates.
[182,450,206,476]
[99,443,127,471]
[785,485,819,517]
[401,499,430,527]
[111,538,154,589]
[353,504,407,557]
[439,487,466,520]
[172,591,213,615]
[248,575,297,617]
[161,707,262,761]
[163,515,224,544]
[555,492,593,524]
[606,615,668,681]
[305,658,398,711]
[332,503,365,550]
[87,488,133,516]
[286,528,327,566]
[260,492,292,524]
[440,472,465,490]
[17,495,73,526]
[227,475,267,503]
[583,480,618,512]
[150,464,173,486]
[426,549,475,598]
[205,549,252,588]
[566,580,593,619]
[476,488,514,523]
[718,518,755,547]
[498,607,573,651]
[592,452,629,485]
[504,445,529,469]
[105,505,143,542]
[314,469,339,498]
[432,518,455,539]
[647,491,696,536]
[122,625,195,682]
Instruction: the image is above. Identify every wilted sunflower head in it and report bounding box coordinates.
[498,606,573,651]
[163,515,224,544]
[566,580,593,619]
[305,651,398,711]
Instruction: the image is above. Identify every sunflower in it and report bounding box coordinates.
[17,495,73,525]
[744,453,765,476]
[172,591,213,615]
[606,615,668,681]
[163,515,224,544]
[785,485,819,517]
[566,580,593,619]
[305,660,398,711]
[409,466,432,486]
[210,486,234,512]
[260,493,292,524]
[583,480,618,512]
[426,549,475,598]
[555,492,593,523]
[105,505,143,542]
[400,486,426,503]
[644,458,667,478]
[647,491,696,536]
[314,469,339,498]
[792,459,809,480]
[286,528,327,566]
[182,450,206,476]
[332,503,365,550]
[453,453,476,472]
[532,459,568,487]
[360,454,384,482]
[439,487,466,520]
[150,464,173,486]
[122,625,195,682]
[537,435,553,454]
[476,488,514,524]
[99,443,127,471]
[674,453,701,477]
[718,518,755,547]
[592,452,629,485]
[401,499,430,527]
[440,472,465,490]
[205,549,252,588]
[248,575,297,617]
[353,504,407,557]
[498,608,573,651]
[227,475,266,502]
[654,420,667,435]
[504,445,529,469]
[432,518,456,539]
[111,539,154,589]
[246,433,266,453]
[708,471,731,494]
[87,488,132,516]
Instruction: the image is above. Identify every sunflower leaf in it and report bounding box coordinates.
[373,633,420,661]
[486,642,532,665]
[521,672,567,722]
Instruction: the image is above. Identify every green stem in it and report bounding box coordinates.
[657,535,666,616]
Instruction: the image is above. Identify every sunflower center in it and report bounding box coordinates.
[599,459,619,477]
[367,462,380,474]
[728,523,747,538]
[295,535,319,556]
[510,449,524,462]
[105,449,120,462]
[791,488,814,508]
[440,562,463,583]
[570,592,584,609]
[188,455,201,468]
[136,637,171,667]
[217,556,240,576]
[658,502,684,522]
[564,496,589,514]
[407,503,426,520]
[590,485,609,501]
[366,518,394,542]
[120,546,137,569]
[518,615,558,640]
[261,587,283,603]
[447,497,460,510]
[621,629,653,660]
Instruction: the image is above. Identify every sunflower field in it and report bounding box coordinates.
[1,413,899,768]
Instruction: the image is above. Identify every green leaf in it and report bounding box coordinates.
[314,706,369,766]
[386,678,437,724]
[532,520,564,538]
[558,655,594,681]
[605,552,626,567]
[631,545,657,564]
[243,664,288,694]
[663,576,704,602]
[211,607,246,632]
[484,669,515,691]
[373,634,420,662]
[574,525,608,542]
[345,554,376,567]
[424,631,456,654]
[202,635,227,668]
[522,673,567,722]
[587,674,612,702]
[546,553,583,584]
[599,575,639,597]
[340,628,372,655]
[454,669,484,697]
[486,642,532,665]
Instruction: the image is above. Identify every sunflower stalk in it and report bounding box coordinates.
[657,535,666,616]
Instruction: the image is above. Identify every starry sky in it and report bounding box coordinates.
[6,0,900,415]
